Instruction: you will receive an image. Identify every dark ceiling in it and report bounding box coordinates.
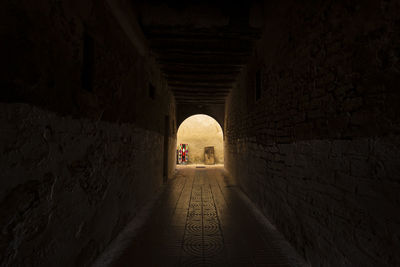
[138,2,263,105]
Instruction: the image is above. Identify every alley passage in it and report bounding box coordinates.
[110,166,295,266]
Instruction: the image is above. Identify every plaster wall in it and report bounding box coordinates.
[177,115,223,164]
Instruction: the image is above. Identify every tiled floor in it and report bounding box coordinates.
[111,166,294,267]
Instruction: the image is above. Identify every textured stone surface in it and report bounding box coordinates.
[0,103,167,266]
[225,136,400,266]
[0,1,179,264]
[225,0,400,266]
[2,0,400,266]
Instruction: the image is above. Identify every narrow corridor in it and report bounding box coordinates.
[109,166,299,267]
[2,1,399,265]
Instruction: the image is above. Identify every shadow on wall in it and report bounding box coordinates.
[177,114,223,164]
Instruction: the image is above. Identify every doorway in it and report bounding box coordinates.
[176,114,223,165]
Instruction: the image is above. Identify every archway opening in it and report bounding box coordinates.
[177,114,223,165]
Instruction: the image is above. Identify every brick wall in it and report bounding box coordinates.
[225,0,400,266]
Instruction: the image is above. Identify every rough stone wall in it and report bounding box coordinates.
[0,104,165,266]
[0,0,176,266]
[225,0,400,266]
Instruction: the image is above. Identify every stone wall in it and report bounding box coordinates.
[0,0,176,135]
[225,0,400,266]
[0,0,176,266]
[0,104,165,266]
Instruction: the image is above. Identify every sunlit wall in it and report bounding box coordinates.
[177,114,223,164]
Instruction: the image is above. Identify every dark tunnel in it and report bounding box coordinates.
[0,0,399,266]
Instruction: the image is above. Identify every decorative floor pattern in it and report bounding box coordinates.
[109,166,296,267]
[181,171,225,265]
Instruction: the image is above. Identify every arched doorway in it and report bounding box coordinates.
[177,114,223,165]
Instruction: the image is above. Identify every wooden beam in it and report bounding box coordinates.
[175,99,225,104]
[168,78,234,84]
[152,48,252,57]
[169,84,232,90]
[144,26,262,40]
[171,88,231,93]
[174,92,229,97]
[165,74,237,81]
[149,39,254,52]
[174,94,228,98]
[161,65,242,74]
[157,57,247,66]
[163,69,240,76]
[168,82,233,88]
[155,53,250,65]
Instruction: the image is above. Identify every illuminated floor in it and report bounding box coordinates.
[110,166,299,267]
